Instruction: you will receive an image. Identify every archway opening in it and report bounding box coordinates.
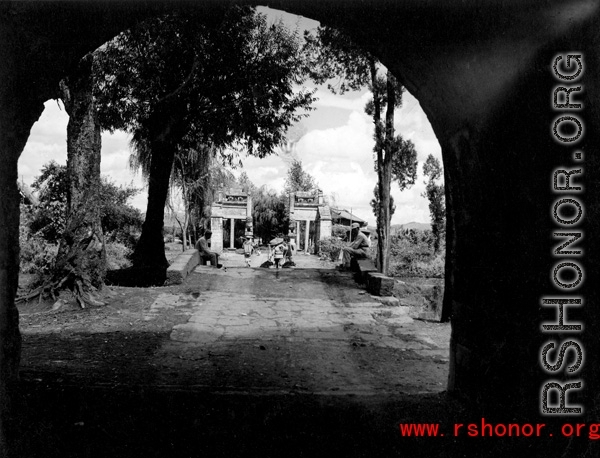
[14,5,456,457]
[5,2,599,457]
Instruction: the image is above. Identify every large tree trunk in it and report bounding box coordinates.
[131,141,175,271]
[131,90,192,276]
[54,54,106,306]
[131,101,184,273]
[372,65,396,275]
[370,60,384,273]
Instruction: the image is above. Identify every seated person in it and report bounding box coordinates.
[341,223,370,268]
[273,242,285,268]
[195,230,220,267]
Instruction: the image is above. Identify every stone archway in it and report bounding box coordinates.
[288,189,331,253]
[210,188,254,253]
[2,3,600,451]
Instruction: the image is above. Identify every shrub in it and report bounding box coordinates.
[105,242,133,270]
[318,236,345,262]
[390,251,445,278]
[19,235,59,276]
[413,252,445,278]
[332,224,349,239]
[387,229,445,278]
[29,161,143,247]
[19,204,59,276]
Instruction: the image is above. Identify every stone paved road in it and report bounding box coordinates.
[145,251,450,395]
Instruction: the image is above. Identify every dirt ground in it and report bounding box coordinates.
[11,252,572,457]
[17,274,449,391]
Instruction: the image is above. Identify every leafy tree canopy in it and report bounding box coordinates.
[303,26,404,111]
[29,161,143,245]
[252,185,288,241]
[94,6,316,170]
[303,26,371,94]
[30,161,69,243]
[422,154,445,253]
[370,185,395,220]
[423,153,443,182]
[389,136,418,192]
[237,171,257,195]
[284,159,318,194]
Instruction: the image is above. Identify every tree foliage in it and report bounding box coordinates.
[99,181,144,245]
[284,159,318,194]
[370,185,395,220]
[370,137,418,219]
[94,6,315,164]
[303,26,371,94]
[388,229,444,278]
[168,144,214,249]
[167,150,239,244]
[251,186,288,241]
[422,154,446,253]
[27,162,143,246]
[304,25,418,274]
[231,173,287,242]
[19,160,144,303]
[389,137,418,191]
[237,171,257,195]
[29,161,69,243]
[93,6,315,270]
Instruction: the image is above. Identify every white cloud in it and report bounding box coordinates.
[19,102,68,184]
[298,110,373,167]
[236,95,442,226]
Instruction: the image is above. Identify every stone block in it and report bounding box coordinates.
[366,272,395,296]
[164,249,200,285]
[351,257,378,283]
[375,296,400,306]
[393,280,418,297]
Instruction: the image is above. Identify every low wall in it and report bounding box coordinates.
[164,249,199,285]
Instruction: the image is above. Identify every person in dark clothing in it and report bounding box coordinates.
[341,223,370,268]
[195,230,220,267]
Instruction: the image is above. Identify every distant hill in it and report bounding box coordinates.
[391,222,431,234]
[364,222,431,237]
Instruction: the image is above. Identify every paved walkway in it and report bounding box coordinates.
[145,251,450,395]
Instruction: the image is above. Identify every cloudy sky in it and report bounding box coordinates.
[18,7,442,227]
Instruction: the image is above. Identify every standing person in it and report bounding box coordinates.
[242,236,255,267]
[341,223,370,269]
[283,235,296,267]
[195,230,221,268]
[273,242,285,269]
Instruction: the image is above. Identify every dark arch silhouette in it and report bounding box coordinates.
[1,1,600,454]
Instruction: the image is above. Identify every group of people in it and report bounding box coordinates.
[194,222,369,270]
[269,236,295,269]
[194,231,296,269]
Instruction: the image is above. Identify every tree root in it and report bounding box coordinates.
[18,227,108,308]
[16,270,105,308]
